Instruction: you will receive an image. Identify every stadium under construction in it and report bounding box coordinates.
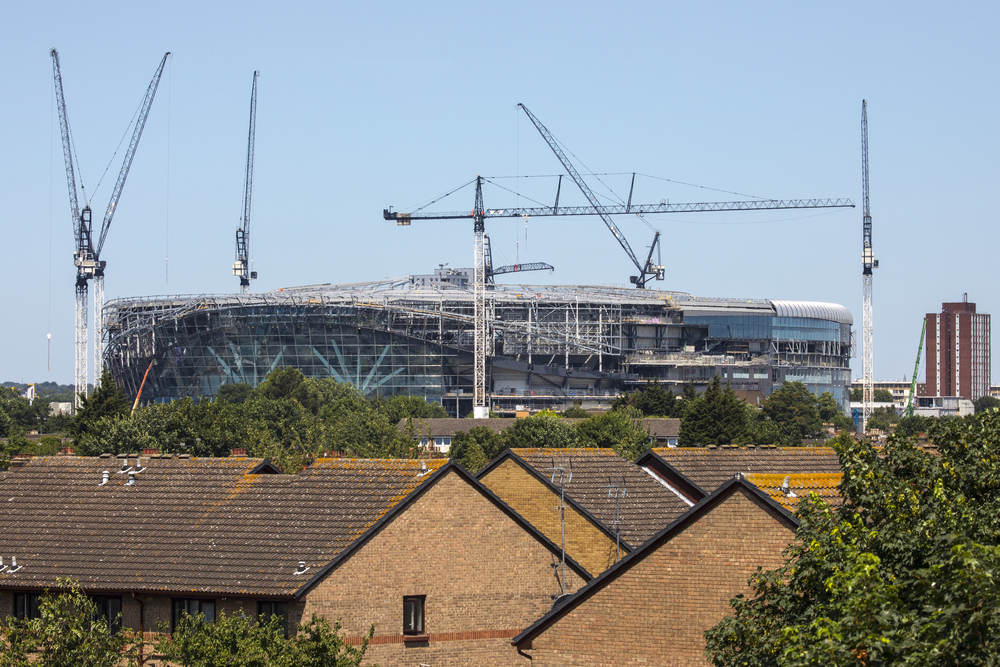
[104,267,853,417]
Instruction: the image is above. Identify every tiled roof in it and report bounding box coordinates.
[641,419,680,439]
[652,446,841,492]
[509,448,690,547]
[0,455,445,596]
[745,473,843,511]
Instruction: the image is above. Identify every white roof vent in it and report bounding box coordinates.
[294,561,310,575]
[781,475,797,498]
[125,471,137,486]
[117,458,132,474]
[100,471,110,486]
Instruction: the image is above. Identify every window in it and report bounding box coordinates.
[14,593,40,620]
[258,601,289,637]
[172,598,216,630]
[93,596,123,634]
[403,596,425,635]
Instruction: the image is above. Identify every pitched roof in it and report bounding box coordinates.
[507,448,691,547]
[512,477,798,647]
[745,473,843,511]
[647,446,842,493]
[640,418,681,439]
[0,455,445,597]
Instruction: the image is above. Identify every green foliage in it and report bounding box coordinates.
[503,415,577,450]
[448,425,507,473]
[678,377,748,447]
[895,414,932,438]
[865,405,899,432]
[975,395,1000,414]
[705,411,1000,666]
[69,371,130,441]
[0,578,137,667]
[576,406,650,460]
[560,406,590,419]
[874,388,894,402]
[760,381,823,444]
[612,380,681,417]
[850,387,862,402]
[155,611,374,667]
[217,383,253,405]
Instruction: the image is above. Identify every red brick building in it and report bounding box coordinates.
[924,299,991,401]
[512,478,798,666]
[0,454,590,666]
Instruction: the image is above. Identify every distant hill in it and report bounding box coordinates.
[2,381,84,402]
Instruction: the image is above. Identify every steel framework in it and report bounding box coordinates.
[234,71,259,294]
[861,100,877,431]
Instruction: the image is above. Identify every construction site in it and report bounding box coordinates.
[50,52,863,419]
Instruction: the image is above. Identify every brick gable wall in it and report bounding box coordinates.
[480,458,620,575]
[298,470,586,667]
[525,487,795,667]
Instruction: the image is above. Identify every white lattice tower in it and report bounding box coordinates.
[861,100,875,432]
[75,286,88,409]
[472,177,488,417]
[863,274,873,427]
[93,274,104,388]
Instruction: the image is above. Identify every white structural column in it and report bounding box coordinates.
[862,273,874,427]
[75,287,88,409]
[93,274,104,388]
[472,176,489,418]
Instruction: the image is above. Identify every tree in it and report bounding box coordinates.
[561,406,590,419]
[874,388,894,402]
[705,412,1000,666]
[217,382,253,405]
[154,611,374,667]
[448,425,507,473]
[850,387,863,402]
[678,377,748,447]
[975,395,1000,414]
[865,405,898,433]
[760,382,823,444]
[0,579,137,667]
[576,406,650,460]
[503,415,577,450]
[69,371,130,441]
[895,414,932,438]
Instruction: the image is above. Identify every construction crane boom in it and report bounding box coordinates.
[50,49,81,237]
[516,103,656,286]
[384,197,855,221]
[234,71,259,293]
[905,320,926,418]
[491,262,555,278]
[94,52,170,259]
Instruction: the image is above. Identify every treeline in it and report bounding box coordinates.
[449,378,855,473]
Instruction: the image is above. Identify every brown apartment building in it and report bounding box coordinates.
[512,477,799,666]
[0,454,590,666]
[924,298,991,401]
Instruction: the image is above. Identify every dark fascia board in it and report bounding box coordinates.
[633,448,708,502]
[249,459,283,475]
[512,476,799,647]
[476,449,635,552]
[0,581,296,600]
[293,461,592,601]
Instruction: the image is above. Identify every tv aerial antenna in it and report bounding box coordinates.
[547,457,574,597]
[601,475,627,562]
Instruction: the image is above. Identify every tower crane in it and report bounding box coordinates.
[51,49,169,406]
[905,319,926,418]
[233,71,259,293]
[385,168,854,417]
[861,100,878,432]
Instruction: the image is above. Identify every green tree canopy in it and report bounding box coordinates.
[706,412,1000,666]
[69,370,130,441]
[576,406,650,460]
[678,377,748,447]
[975,395,1000,414]
[873,388,894,402]
[503,414,577,450]
[760,381,823,443]
[447,425,507,473]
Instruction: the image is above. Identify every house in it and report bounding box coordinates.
[512,477,799,666]
[478,448,692,574]
[0,453,591,666]
[398,417,682,452]
[636,445,842,503]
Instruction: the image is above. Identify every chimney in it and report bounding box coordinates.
[60,447,74,456]
[10,454,31,469]
[142,448,160,456]
[230,448,247,457]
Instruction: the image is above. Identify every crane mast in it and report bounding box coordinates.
[51,48,168,405]
[905,320,926,418]
[861,100,877,432]
[234,71,259,293]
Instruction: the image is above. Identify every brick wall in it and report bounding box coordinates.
[299,469,586,667]
[526,486,795,667]
[481,458,619,574]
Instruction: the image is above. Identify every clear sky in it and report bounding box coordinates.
[2,1,997,387]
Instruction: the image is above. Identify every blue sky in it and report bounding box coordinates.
[2,1,997,386]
